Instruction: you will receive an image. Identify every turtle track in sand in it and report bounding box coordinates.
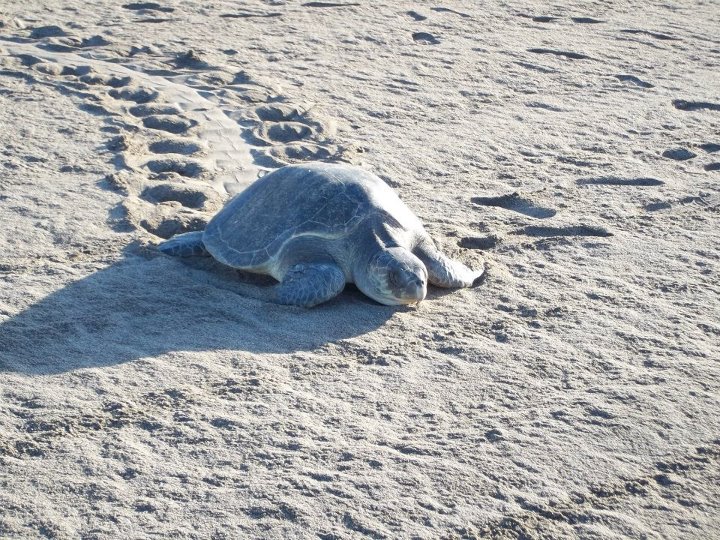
[0,34,347,239]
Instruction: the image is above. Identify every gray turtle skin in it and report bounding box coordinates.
[158,162,483,307]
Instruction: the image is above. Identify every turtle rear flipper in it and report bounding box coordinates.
[157,231,210,257]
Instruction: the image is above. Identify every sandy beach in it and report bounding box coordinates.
[1,1,719,538]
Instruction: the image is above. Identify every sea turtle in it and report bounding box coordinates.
[158,163,483,307]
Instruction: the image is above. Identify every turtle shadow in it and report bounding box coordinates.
[0,245,397,375]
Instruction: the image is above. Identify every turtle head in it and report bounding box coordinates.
[359,247,428,305]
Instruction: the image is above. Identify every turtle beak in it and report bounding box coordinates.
[403,277,427,304]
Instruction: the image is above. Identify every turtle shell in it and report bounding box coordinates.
[202,163,417,269]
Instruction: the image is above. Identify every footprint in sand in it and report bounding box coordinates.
[459,235,500,250]
[109,86,159,103]
[412,32,440,45]
[29,25,68,39]
[144,157,207,178]
[254,103,304,122]
[698,143,720,153]
[172,50,213,70]
[301,2,361,7]
[142,115,197,134]
[513,225,612,238]
[121,2,175,13]
[147,139,203,155]
[576,177,664,186]
[528,48,591,60]
[253,122,315,145]
[644,201,673,212]
[645,195,710,212]
[135,17,175,24]
[220,11,282,19]
[121,1,176,24]
[620,29,679,41]
[472,192,556,219]
[141,183,222,211]
[268,143,336,166]
[460,225,612,250]
[571,17,605,24]
[517,14,558,23]
[406,10,427,21]
[615,74,654,88]
[672,99,720,112]
[128,103,183,117]
[430,7,470,18]
[662,148,696,161]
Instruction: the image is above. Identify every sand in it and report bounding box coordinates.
[1,0,719,538]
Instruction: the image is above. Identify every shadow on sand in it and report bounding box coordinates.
[0,246,397,375]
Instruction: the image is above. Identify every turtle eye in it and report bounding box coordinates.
[387,269,401,288]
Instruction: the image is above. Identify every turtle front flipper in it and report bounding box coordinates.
[157,231,210,257]
[414,241,484,288]
[276,263,346,307]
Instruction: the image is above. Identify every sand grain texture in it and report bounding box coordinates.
[1,1,719,538]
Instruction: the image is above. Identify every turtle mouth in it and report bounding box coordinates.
[383,276,427,305]
[400,278,427,303]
